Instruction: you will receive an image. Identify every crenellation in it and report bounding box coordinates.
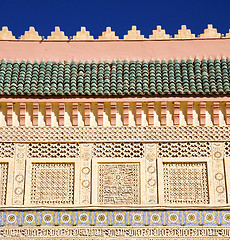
[149,25,170,39]
[47,26,68,40]
[98,27,119,40]
[174,25,196,39]
[73,27,94,40]
[0,25,229,40]
[200,24,221,39]
[20,27,42,41]
[0,26,15,40]
[124,26,145,40]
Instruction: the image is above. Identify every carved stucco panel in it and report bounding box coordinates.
[145,143,158,204]
[79,143,92,205]
[12,143,27,205]
[211,142,227,204]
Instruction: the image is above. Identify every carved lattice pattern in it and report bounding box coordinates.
[31,163,74,204]
[98,163,140,204]
[0,163,8,205]
[158,142,211,158]
[0,143,14,158]
[224,142,230,157]
[163,162,209,204]
[28,143,80,158]
[93,143,144,158]
[0,126,230,143]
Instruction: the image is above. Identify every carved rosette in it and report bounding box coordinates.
[145,143,158,204]
[13,143,27,205]
[80,143,92,205]
[211,142,227,203]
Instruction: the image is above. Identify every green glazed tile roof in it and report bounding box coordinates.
[0,59,230,96]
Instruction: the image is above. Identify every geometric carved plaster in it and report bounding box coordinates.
[0,126,230,143]
[30,162,74,205]
[28,143,80,158]
[158,142,211,158]
[163,162,209,204]
[93,142,144,158]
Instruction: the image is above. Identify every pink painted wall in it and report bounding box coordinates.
[0,39,229,62]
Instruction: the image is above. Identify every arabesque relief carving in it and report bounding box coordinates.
[98,163,140,204]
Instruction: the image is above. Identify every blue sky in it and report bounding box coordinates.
[1,0,230,38]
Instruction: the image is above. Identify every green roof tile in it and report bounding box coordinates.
[0,59,229,96]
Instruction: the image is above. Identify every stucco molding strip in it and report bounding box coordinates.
[1,97,230,103]
[0,226,229,239]
[0,205,230,210]
[0,126,230,142]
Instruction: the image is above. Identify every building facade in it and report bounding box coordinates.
[0,25,229,239]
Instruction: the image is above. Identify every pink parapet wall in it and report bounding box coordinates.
[0,38,230,62]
